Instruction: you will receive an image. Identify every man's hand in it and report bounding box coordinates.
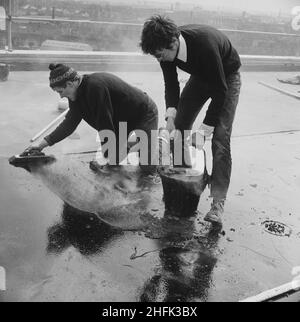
[21,146,42,156]
[166,117,176,133]
[21,139,49,156]
[199,123,214,138]
[190,130,205,150]
[189,124,214,150]
[165,107,177,133]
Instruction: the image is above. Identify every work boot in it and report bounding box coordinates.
[204,199,225,226]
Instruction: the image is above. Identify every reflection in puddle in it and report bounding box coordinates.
[47,203,123,256]
[140,244,218,302]
[45,202,221,302]
[140,214,220,302]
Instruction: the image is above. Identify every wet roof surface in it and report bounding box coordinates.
[0,70,300,302]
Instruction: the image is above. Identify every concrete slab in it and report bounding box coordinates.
[0,70,300,302]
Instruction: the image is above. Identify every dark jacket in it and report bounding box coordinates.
[45,72,155,145]
[160,24,241,126]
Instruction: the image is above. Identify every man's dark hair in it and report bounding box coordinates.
[140,15,180,55]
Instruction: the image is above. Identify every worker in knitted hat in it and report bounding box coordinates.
[24,63,158,173]
[49,63,79,87]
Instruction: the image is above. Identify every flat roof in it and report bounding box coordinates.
[0,70,300,302]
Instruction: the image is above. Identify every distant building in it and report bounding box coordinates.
[0,0,16,15]
[0,0,7,12]
[0,6,5,30]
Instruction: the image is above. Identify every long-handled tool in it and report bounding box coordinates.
[240,279,300,302]
[11,109,69,164]
[30,109,69,143]
[258,81,300,100]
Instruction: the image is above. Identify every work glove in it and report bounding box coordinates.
[166,118,175,133]
[169,129,192,168]
[190,130,205,150]
[190,123,214,150]
[165,107,177,133]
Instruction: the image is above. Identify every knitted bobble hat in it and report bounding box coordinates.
[49,63,78,88]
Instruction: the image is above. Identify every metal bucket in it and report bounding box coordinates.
[160,149,209,217]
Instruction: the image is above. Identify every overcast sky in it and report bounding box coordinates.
[104,0,299,15]
[188,0,298,14]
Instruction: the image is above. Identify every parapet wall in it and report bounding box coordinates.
[1,50,300,72]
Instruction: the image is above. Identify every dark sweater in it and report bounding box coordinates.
[160,24,241,126]
[45,73,154,146]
